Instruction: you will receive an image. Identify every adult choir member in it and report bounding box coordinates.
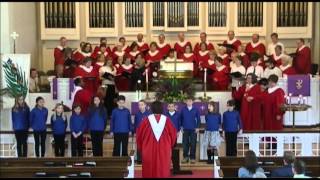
[54,37,67,68]
[174,32,192,59]
[237,45,250,68]
[293,38,311,74]
[91,43,110,61]
[212,56,230,91]
[267,33,285,56]
[263,75,285,130]
[73,42,92,63]
[223,30,242,55]
[157,34,171,59]
[112,43,126,65]
[280,55,296,78]
[136,33,149,54]
[127,42,141,62]
[136,101,177,178]
[232,73,262,130]
[93,37,111,56]
[145,42,163,78]
[194,32,214,55]
[112,37,131,53]
[245,33,266,58]
[63,47,78,78]
[271,45,285,67]
[217,46,231,67]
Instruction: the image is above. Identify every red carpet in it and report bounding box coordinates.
[134,170,213,178]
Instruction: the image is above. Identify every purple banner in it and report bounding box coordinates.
[131,102,219,116]
[287,75,310,96]
[69,78,74,100]
[52,78,58,100]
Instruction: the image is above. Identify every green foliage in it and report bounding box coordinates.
[154,77,195,103]
[0,58,28,99]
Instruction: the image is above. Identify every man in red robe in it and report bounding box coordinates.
[157,34,171,59]
[136,33,149,54]
[245,33,266,58]
[54,37,67,68]
[263,75,285,130]
[194,32,214,55]
[136,101,177,178]
[293,38,311,74]
[174,32,192,59]
[92,37,112,56]
[112,37,131,53]
[232,73,262,130]
[223,30,242,55]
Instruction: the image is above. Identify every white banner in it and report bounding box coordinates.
[1,54,30,109]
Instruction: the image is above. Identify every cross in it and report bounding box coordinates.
[10,32,19,54]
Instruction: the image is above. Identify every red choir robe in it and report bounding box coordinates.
[193,41,215,55]
[112,44,131,54]
[181,53,197,77]
[245,41,266,58]
[136,114,177,178]
[271,54,284,67]
[263,86,285,130]
[280,64,297,77]
[93,46,112,56]
[293,46,311,74]
[112,50,126,65]
[118,64,133,91]
[195,51,210,79]
[127,51,141,62]
[91,51,110,61]
[54,46,65,66]
[174,41,192,59]
[136,41,149,54]
[72,88,93,115]
[232,84,262,131]
[255,90,268,130]
[239,52,251,69]
[218,54,231,68]
[63,66,76,78]
[202,59,216,85]
[223,38,242,55]
[212,65,230,91]
[145,50,163,77]
[157,42,171,59]
[74,65,99,95]
[72,51,92,63]
[93,61,106,86]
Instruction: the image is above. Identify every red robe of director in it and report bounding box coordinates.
[136,114,177,178]
[157,42,171,59]
[74,65,99,95]
[174,41,192,59]
[262,86,285,130]
[293,45,311,74]
[232,84,262,131]
[54,46,64,66]
[193,42,214,55]
[212,65,230,91]
[72,88,93,116]
[245,42,266,58]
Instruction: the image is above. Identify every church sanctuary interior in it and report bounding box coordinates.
[1,2,320,178]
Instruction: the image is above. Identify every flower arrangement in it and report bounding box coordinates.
[154,77,195,103]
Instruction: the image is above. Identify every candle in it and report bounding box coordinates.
[204,68,207,83]
[145,69,148,83]
[288,93,292,105]
[303,97,307,105]
[298,94,303,105]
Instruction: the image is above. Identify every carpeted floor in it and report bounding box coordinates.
[134,170,213,178]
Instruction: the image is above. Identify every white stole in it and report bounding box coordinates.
[148,114,166,142]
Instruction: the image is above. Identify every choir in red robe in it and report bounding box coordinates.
[245,41,266,58]
[232,83,262,130]
[223,38,242,54]
[174,41,192,59]
[157,42,171,59]
[293,45,311,74]
[136,41,149,54]
[54,46,64,66]
[271,54,284,67]
[136,114,177,178]
[194,41,214,55]
[262,86,285,130]
[280,64,296,77]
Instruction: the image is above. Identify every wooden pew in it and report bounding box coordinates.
[0,151,135,178]
[219,165,320,178]
[0,166,128,178]
[217,156,320,167]
[0,157,131,167]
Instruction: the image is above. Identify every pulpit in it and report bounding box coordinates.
[158,59,193,79]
